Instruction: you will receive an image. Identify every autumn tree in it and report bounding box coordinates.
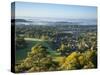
[15,43,59,72]
[60,50,97,70]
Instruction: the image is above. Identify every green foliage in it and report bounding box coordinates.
[60,50,97,70]
[15,44,59,72]
[57,44,65,52]
[41,35,49,40]
[15,25,97,72]
[16,36,26,49]
[60,51,81,70]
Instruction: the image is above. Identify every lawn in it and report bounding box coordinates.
[16,40,38,63]
[16,38,63,64]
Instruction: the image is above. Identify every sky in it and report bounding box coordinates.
[12,2,97,19]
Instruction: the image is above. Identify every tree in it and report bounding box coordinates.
[60,51,81,70]
[60,50,97,70]
[16,36,27,49]
[41,35,49,40]
[15,43,59,72]
[57,43,68,56]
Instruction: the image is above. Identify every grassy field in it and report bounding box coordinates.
[16,40,38,63]
[16,38,62,64]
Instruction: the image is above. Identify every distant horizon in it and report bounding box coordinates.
[15,16,97,20]
[14,16,97,26]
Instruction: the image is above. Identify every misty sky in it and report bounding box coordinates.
[12,2,97,19]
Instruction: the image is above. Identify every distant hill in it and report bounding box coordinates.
[11,18,97,26]
[11,19,32,23]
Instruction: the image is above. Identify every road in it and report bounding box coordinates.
[24,38,48,41]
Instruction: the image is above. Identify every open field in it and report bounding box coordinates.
[16,38,60,63]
